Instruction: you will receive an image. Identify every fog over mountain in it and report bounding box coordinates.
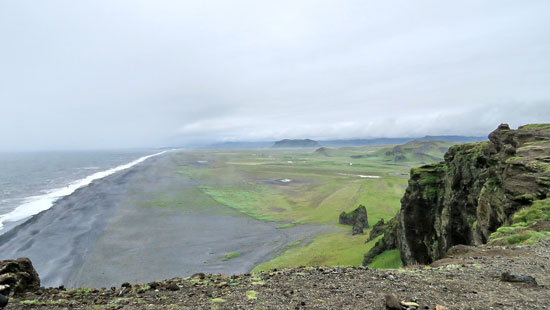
[1,0,549,150]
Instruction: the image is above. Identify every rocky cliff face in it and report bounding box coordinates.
[364,124,550,265]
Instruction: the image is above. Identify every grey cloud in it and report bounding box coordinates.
[1,0,549,150]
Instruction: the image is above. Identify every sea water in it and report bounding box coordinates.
[0,150,163,233]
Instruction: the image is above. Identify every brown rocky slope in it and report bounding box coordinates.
[1,242,549,309]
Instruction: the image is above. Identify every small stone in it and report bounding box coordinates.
[435,305,446,310]
[0,286,9,296]
[166,283,180,291]
[216,282,228,288]
[121,282,131,288]
[385,294,401,310]
[148,282,159,289]
[191,272,206,279]
[402,301,420,307]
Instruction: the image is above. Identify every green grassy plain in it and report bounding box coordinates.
[178,141,452,270]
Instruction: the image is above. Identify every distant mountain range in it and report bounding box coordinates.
[206,141,274,148]
[320,135,486,147]
[272,139,320,148]
[207,135,486,149]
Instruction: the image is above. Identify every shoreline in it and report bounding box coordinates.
[0,151,167,233]
[0,151,329,287]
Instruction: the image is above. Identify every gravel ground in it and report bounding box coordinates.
[5,242,550,309]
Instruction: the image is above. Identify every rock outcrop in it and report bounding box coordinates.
[339,205,369,235]
[366,218,386,242]
[364,124,550,265]
[314,147,331,156]
[0,258,40,296]
[363,217,399,265]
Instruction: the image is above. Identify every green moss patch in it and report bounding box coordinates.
[489,199,550,245]
[368,249,403,269]
[519,124,550,131]
[222,252,241,261]
[246,290,258,300]
[513,199,550,225]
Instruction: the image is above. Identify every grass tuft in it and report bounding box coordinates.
[368,249,403,269]
[222,252,241,261]
[246,290,258,300]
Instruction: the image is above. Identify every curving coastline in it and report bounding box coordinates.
[0,151,327,287]
[0,151,167,231]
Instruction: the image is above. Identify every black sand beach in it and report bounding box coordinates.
[0,151,328,287]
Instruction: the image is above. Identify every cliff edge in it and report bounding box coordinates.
[365,124,550,265]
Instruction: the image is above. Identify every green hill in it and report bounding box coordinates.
[273,139,320,148]
[377,139,455,163]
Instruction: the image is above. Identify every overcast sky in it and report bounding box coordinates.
[1,0,549,150]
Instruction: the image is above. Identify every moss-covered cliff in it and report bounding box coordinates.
[364,124,550,266]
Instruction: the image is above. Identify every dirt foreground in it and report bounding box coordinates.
[3,242,549,309]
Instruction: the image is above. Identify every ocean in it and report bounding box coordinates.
[0,150,162,234]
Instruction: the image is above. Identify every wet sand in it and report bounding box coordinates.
[0,151,329,287]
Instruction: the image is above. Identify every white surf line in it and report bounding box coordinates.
[0,151,167,230]
[337,173,382,179]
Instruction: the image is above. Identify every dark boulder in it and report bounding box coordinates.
[0,293,7,309]
[501,272,538,286]
[0,257,40,296]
